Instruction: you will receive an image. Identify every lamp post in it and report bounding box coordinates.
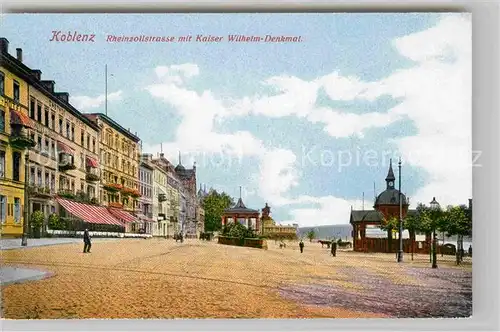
[397,159,403,263]
[429,197,440,269]
[21,152,30,246]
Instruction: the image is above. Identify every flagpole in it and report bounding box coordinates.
[105,64,108,116]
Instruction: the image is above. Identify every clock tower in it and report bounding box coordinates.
[385,160,395,190]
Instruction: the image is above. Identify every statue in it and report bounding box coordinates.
[262,203,271,220]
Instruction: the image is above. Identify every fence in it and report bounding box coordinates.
[218,236,268,249]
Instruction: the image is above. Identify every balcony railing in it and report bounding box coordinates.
[9,126,36,150]
[58,153,76,172]
[28,185,55,198]
[85,168,100,182]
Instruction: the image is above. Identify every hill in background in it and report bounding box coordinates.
[298,224,353,241]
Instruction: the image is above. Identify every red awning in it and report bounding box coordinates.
[108,208,137,223]
[56,198,124,226]
[57,141,74,155]
[86,156,99,168]
[10,110,34,129]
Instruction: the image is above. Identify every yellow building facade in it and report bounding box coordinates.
[85,113,141,212]
[0,39,32,237]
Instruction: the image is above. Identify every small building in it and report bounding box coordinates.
[221,192,260,233]
[260,203,297,239]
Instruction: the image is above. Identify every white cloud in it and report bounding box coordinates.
[143,14,471,227]
[70,90,123,111]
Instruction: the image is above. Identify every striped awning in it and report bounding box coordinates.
[57,141,74,155]
[86,156,99,168]
[56,198,124,226]
[108,208,137,223]
[10,110,34,129]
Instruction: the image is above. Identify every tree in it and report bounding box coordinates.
[380,216,399,253]
[201,190,235,232]
[404,204,425,260]
[420,203,447,268]
[443,205,471,265]
[222,221,256,239]
[306,230,316,242]
[30,210,45,239]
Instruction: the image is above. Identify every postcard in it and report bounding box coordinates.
[0,13,472,319]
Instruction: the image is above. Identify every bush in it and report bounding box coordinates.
[30,211,44,229]
[223,222,257,239]
[48,213,62,229]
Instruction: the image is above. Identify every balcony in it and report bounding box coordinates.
[58,153,76,172]
[85,167,100,182]
[28,185,54,199]
[57,189,76,200]
[103,183,122,193]
[9,126,36,150]
[121,187,141,199]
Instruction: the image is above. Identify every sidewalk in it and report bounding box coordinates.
[0,237,121,251]
[0,267,53,286]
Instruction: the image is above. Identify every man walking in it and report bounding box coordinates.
[299,240,304,253]
[331,239,337,257]
[83,228,92,253]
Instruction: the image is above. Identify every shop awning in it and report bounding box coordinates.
[56,198,124,226]
[86,156,99,168]
[108,208,137,223]
[10,109,34,129]
[57,141,74,155]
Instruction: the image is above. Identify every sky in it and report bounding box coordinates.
[1,13,472,227]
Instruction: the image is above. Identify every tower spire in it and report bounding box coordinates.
[386,158,396,189]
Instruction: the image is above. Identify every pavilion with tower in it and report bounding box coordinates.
[221,187,260,233]
[350,159,425,253]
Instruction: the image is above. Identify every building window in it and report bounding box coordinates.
[87,134,90,150]
[29,167,35,185]
[44,138,49,155]
[51,141,56,159]
[0,195,6,224]
[37,104,42,122]
[12,151,21,182]
[13,81,20,102]
[0,150,5,178]
[37,136,42,151]
[59,118,63,134]
[71,124,75,141]
[51,113,55,130]
[14,197,20,223]
[44,107,49,126]
[81,132,84,146]
[0,72,4,96]
[37,169,42,186]
[0,108,4,133]
[45,171,50,188]
[66,121,70,138]
[30,99,35,119]
[51,174,55,191]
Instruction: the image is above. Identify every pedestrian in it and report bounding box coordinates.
[83,228,92,253]
[299,240,304,253]
[331,240,337,257]
[468,244,472,257]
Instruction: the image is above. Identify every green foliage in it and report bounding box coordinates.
[380,216,399,231]
[222,222,257,239]
[443,205,471,237]
[30,210,45,229]
[48,213,62,230]
[306,230,315,242]
[202,190,235,232]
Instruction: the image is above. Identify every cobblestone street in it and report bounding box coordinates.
[1,239,472,319]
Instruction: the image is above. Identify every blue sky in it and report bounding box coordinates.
[1,13,472,226]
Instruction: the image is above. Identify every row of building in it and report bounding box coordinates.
[0,37,206,238]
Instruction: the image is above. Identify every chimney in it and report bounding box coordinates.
[55,92,69,103]
[16,48,22,62]
[40,80,55,93]
[31,70,42,80]
[160,153,165,158]
[0,38,9,54]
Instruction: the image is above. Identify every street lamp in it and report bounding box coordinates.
[429,197,440,269]
[397,159,403,263]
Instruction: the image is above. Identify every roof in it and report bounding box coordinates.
[385,161,396,182]
[350,209,417,224]
[374,188,408,206]
[223,198,259,214]
[108,208,137,223]
[84,113,140,142]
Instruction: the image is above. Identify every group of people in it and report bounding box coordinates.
[298,239,337,256]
